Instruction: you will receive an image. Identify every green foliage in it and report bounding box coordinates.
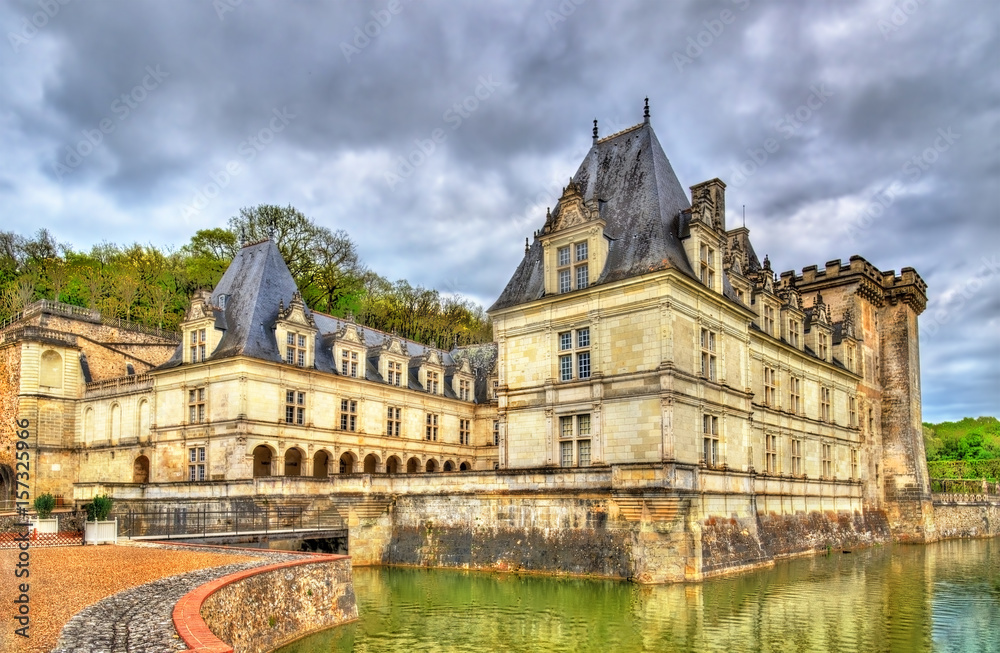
[927,460,1000,483]
[33,493,56,519]
[86,494,114,522]
[923,416,1000,462]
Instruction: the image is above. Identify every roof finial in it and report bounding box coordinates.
[592,119,598,144]
[525,237,529,254]
[643,97,650,123]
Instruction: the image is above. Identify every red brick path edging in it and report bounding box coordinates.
[171,549,350,653]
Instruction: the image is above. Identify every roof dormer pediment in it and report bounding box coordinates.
[333,322,365,345]
[277,292,315,329]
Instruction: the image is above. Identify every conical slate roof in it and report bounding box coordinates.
[489,121,695,312]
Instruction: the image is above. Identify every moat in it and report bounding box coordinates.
[276,538,998,653]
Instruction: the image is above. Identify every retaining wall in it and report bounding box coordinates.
[933,497,1000,539]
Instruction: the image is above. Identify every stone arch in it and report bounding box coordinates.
[252,445,274,477]
[313,450,330,478]
[443,460,455,472]
[459,461,471,471]
[386,456,401,474]
[284,447,304,476]
[0,464,14,509]
[109,403,122,442]
[425,458,438,473]
[137,399,150,437]
[83,407,95,446]
[339,451,357,474]
[363,453,380,474]
[133,455,150,483]
[40,350,62,388]
[406,457,420,473]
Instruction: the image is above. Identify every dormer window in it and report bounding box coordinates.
[387,360,403,386]
[189,329,207,363]
[818,331,829,360]
[459,379,471,401]
[762,304,775,336]
[788,319,801,348]
[426,370,440,394]
[557,241,590,293]
[700,244,716,288]
[285,332,307,366]
[341,350,359,377]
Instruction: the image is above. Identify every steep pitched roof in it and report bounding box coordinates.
[490,121,694,312]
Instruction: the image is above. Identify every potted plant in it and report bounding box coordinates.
[29,493,59,535]
[83,494,117,545]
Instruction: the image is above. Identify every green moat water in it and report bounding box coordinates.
[276,538,999,653]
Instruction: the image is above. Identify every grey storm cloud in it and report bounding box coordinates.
[0,0,997,422]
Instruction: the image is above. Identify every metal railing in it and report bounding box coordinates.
[0,299,180,341]
[115,504,346,540]
[930,478,1000,495]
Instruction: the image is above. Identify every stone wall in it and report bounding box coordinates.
[932,498,1000,539]
[194,555,357,653]
[0,343,21,477]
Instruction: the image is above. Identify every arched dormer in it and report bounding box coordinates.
[538,181,609,296]
[331,322,366,378]
[375,334,409,387]
[275,292,318,368]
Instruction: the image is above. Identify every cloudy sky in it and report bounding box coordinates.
[1,0,997,422]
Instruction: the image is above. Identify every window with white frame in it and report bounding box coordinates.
[558,327,591,382]
[818,331,829,361]
[851,448,859,480]
[788,319,801,348]
[558,414,591,467]
[425,413,438,441]
[820,386,831,422]
[556,241,590,293]
[341,349,359,377]
[459,379,471,401]
[285,332,307,366]
[426,370,440,394]
[822,443,833,478]
[459,419,471,445]
[789,376,801,414]
[791,438,803,475]
[188,387,206,424]
[340,399,357,431]
[700,328,717,381]
[846,344,855,373]
[762,304,775,336]
[386,406,401,437]
[189,328,207,363]
[285,390,305,425]
[765,433,778,474]
[763,365,776,406]
[387,360,403,386]
[700,243,716,288]
[188,446,206,481]
[702,414,719,466]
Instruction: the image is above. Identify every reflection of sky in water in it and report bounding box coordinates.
[276,538,999,653]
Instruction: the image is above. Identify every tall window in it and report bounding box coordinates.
[285,390,305,425]
[491,379,499,400]
[387,360,403,386]
[188,387,206,423]
[493,420,499,446]
[340,399,357,431]
[765,433,778,474]
[791,439,803,475]
[558,414,591,467]
[557,242,589,293]
[818,331,829,360]
[341,350,359,377]
[822,443,833,478]
[820,387,831,422]
[762,305,775,336]
[849,396,858,427]
[846,345,855,373]
[700,328,717,381]
[700,243,716,288]
[425,413,438,441]
[190,328,207,363]
[286,332,306,366]
[763,366,776,406]
[188,446,206,481]
[851,448,859,480]
[558,327,591,382]
[459,419,471,445]
[788,319,800,348]
[459,379,471,401]
[702,414,719,466]
[575,241,589,290]
[426,371,440,394]
[789,376,801,414]
[386,406,401,437]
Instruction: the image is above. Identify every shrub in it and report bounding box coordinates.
[86,494,114,522]
[33,493,56,520]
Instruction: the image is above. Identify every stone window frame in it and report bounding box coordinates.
[425,412,439,441]
[386,360,404,386]
[701,413,720,467]
[765,432,778,474]
[558,413,592,468]
[763,364,777,407]
[189,328,207,363]
[850,448,859,480]
[285,389,306,426]
[788,375,801,415]
[700,328,717,381]
[817,331,829,361]
[787,318,801,349]
[188,445,206,481]
[459,418,471,445]
[762,303,776,336]
[386,406,402,437]
[340,399,358,432]
[425,370,440,395]
[556,240,590,294]
[820,386,832,423]
[790,438,803,476]
[188,387,206,424]
[699,243,716,289]
[493,420,499,446]
[821,442,833,479]
[285,331,308,367]
[557,327,592,382]
[340,349,360,377]
[458,378,471,401]
[849,396,858,428]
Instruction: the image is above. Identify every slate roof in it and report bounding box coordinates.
[490,121,695,312]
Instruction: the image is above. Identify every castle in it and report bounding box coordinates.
[0,109,939,579]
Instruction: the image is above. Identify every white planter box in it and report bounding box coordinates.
[29,517,59,534]
[84,519,118,545]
